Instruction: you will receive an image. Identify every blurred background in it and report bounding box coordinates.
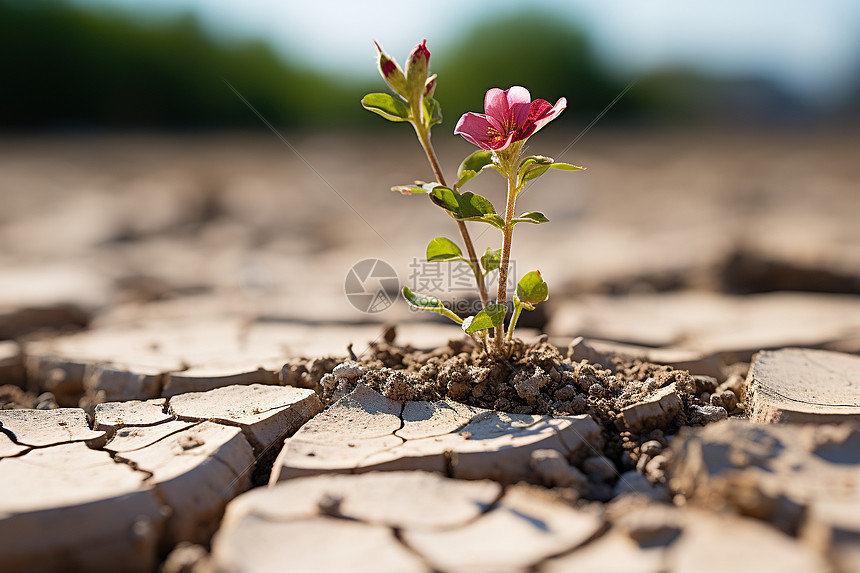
[1,0,859,358]
[3,0,860,129]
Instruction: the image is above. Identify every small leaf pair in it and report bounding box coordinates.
[518,155,583,188]
[362,92,442,129]
[428,186,505,229]
[462,271,549,335]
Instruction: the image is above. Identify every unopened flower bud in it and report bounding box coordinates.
[374,41,408,97]
[406,39,430,100]
[424,74,437,98]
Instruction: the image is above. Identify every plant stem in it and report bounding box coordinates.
[415,124,446,184]
[495,173,518,355]
[506,301,524,344]
[414,125,490,308]
[468,332,484,348]
[439,307,464,325]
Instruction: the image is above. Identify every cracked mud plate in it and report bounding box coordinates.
[271,384,603,485]
[211,471,603,573]
[747,348,860,423]
[0,384,320,572]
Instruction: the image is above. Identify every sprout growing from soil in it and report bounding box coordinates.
[363,40,583,358]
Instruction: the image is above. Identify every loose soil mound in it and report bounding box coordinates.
[318,329,737,472]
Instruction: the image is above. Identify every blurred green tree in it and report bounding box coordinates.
[0,0,353,128]
[3,1,771,130]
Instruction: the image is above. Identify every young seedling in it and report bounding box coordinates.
[362,40,583,358]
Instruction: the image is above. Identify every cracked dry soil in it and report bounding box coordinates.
[215,471,605,573]
[0,327,745,572]
[303,328,740,482]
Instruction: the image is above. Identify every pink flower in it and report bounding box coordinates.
[454,87,566,151]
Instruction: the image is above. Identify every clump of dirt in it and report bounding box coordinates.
[281,356,344,394]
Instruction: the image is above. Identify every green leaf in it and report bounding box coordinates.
[402,286,444,311]
[454,170,476,191]
[518,155,553,183]
[424,97,443,128]
[455,150,497,190]
[361,93,411,122]
[455,193,496,219]
[463,304,507,334]
[427,186,459,212]
[511,211,550,224]
[426,237,462,261]
[517,156,583,186]
[458,150,495,179]
[429,187,497,220]
[516,271,549,305]
[402,287,463,325]
[481,248,501,272]
[549,162,585,171]
[519,155,554,169]
[522,164,552,184]
[465,213,504,229]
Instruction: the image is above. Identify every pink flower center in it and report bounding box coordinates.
[487,118,517,146]
[486,126,505,146]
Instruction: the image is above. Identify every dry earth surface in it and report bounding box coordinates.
[1,128,859,571]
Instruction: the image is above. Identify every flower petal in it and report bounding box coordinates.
[454,112,495,149]
[486,114,507,134]
[483,88,509,122]
[505,86,532,107]
[510,101,532,133]
[528,99,554,121]
[531,97,567,133]
[467,88,562,149]
[490,131,516,151]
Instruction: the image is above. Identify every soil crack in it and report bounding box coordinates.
[760,386,860,408]
[529,519,612,571]
[391,527,444,573]
[0,423,24,446]
[352,400,407,469]
[105,421,202,454]
[109,450,156,481]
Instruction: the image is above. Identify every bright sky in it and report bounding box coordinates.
[73,0,860,103]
